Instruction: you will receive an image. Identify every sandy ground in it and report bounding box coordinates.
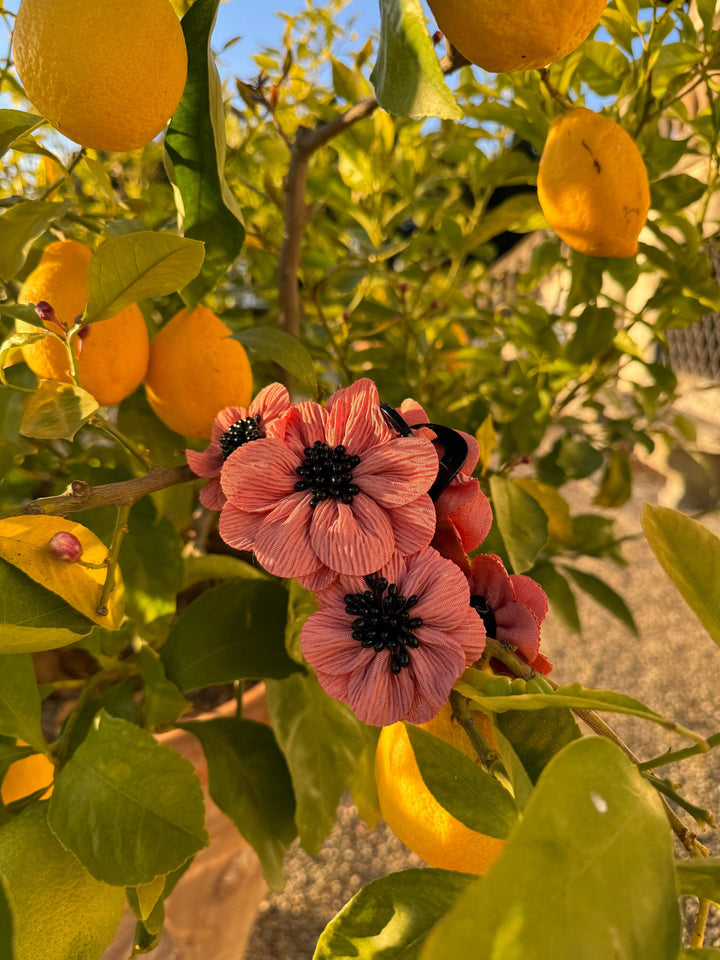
[245,457,720,956]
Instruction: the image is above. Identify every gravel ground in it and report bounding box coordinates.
[245,460,720,957]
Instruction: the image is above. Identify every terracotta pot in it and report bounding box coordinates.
[102,684,269,960]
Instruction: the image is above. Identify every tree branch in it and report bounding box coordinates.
[277,48,467,342]
[4,465,196,518]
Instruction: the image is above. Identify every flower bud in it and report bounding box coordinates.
[48,531,83,562]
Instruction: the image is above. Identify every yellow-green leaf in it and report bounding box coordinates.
[475,415,497,476]
[20,381,98,441]
[515,478,573,543]
[0,516,124,629]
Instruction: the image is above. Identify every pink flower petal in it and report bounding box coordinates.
[199,478,227,512]
[284,401,328,460]
[468,554,514,609]
[300,610,373,677]
[310,494,394,576]
[296,566,338,592]
[211,405,251,444]
[530,651,554,675]
[186,446,222,480]
[221,439,299,509]
[404,626,466,709]
[510,574,549,624]
[453,607,487,665]
[250,383,291,424]
[347,654,415,726]
[385,496,436,557]
[218,501,264,551]
[326,379,392,453]
[436,479,492,553]
[354,437,438,507]
[495,601,541,660]
[400,548,472,631]
[253,492,317,578]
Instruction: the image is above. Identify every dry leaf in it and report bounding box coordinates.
[0,515,124,629]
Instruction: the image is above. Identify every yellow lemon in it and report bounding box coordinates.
[13,0,187,151]
[1,743,54,805]
[427,0,607,73]
[0,804,125,960]
[145,305,253,439]
[17,240,150,406]
[375,702,506,873]
[537,107,650,258]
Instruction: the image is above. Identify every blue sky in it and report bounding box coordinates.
[213,0,381,79]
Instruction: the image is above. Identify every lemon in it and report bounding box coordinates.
[145,305,253,439]
[0,803,125,960]
[13,0,187,151]
[427,0,607,73]
[17,240,150,406]
[1,743,53,805]
[537,107,650,258]
[375,702,505,874]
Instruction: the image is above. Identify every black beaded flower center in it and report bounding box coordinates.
[344,574,423,674]
[294,441,361,509]
[470,594,497,638]
[219,415,263,461]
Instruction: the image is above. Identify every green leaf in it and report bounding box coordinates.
[314,869,474,960]
[676,858,720,905]
[564,567,638,635]
[127,875,166,923]
[233,327,317,394]
[182,553,269,590]
[118,498,184,624]
[48,711,209,885]
[0,655,45,754]
[530,561,580,632]
[0,559,94,653]
[331,56,370,103]
[20,381,98,441]
[495,704,582,785]
[491,727,534,810]
[0,201,73,284]
[489,476,548,573]
[696,0,717,34]
[576,40,630,97]
[405,725,517,839]
[641,504,720,647]
[164,0,245,310]
[594,449,632,507]
[566,306,616,365]
[181,717,296,888]
[469,194,545,249]
[647,775,715,830]
[0,109,42,159]
[556,437,604,480]
[83,231,205,324]
[0,880,12,960]
[371,0,462,120]
[651,174,707,214]
[456,670,707,746]
[421,738,681,960]
[137,646,191,729]
[266,672,366,855]
[161,580,301,692]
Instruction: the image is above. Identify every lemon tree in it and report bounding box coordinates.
[0,0,719,957]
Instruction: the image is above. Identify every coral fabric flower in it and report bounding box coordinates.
[219,379,439,589]
[468,554,552,674]
[396,398,492,558]
[300,547,486,726]
[185,383,292,511]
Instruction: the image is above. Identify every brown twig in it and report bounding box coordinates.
[4,465,196,518]
[277,49,467,342]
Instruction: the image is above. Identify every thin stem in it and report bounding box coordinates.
[97,503,131,618]
[2,464,196,519]
[38,148,85,200]
[450,689,495,768]
[54,668,129,764]
[539,68,574,110]
[484,636,536,680]
[234,679,245,718]
[89,413,154,470]
[691,899,710,948]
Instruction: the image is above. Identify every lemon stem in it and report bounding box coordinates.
[484,636,536,680]
[89,413,154,470]
[38,148,85,201]
[539,68,573,111]
[449,690,497,771]
[691,898,710,948]
[96,502,131,618]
